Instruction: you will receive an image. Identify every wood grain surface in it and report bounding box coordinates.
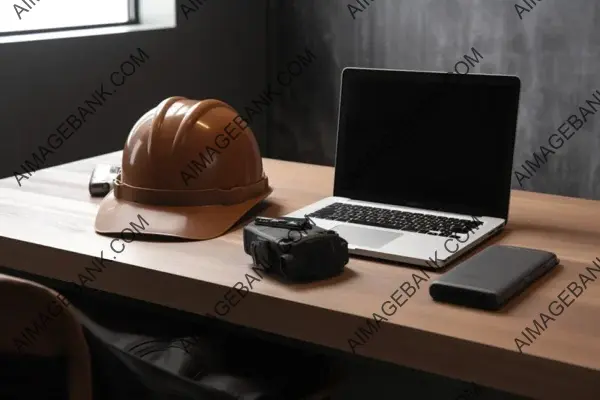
[1,151,600,399]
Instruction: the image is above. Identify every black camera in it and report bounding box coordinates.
[243,216,349,283]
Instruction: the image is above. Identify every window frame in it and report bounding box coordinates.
[0,0,139,38]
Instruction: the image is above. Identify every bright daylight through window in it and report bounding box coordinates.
[0,0,132,34]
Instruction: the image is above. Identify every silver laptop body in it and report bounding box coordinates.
[287,68,521,269]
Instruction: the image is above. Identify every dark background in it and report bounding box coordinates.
[0,0,596,398]
[0,0,269,184]
[266,0,600,199]
[2,1,599,198]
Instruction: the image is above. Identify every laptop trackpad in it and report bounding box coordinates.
[331,224,402,249]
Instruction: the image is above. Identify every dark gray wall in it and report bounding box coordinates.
[0,0,268,186]
[267,0,600,200]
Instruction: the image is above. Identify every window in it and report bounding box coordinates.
[0,0,135,35]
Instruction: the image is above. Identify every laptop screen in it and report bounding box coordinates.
[333,68,521,220]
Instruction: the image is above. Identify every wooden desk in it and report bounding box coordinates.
[1,151,600,399]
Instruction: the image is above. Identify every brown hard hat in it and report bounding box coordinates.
[95,96,272,240]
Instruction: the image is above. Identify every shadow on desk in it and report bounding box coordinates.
[257,265,358,291]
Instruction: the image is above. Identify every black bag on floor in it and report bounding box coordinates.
[68,292,336,400]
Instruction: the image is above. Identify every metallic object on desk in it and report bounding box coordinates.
[89,164,121,197]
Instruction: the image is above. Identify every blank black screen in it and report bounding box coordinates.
[334,69,521,220]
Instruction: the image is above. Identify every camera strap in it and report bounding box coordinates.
[249,239,292,279]
[249,239,276,271]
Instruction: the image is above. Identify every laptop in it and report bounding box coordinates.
[286,67,521,268]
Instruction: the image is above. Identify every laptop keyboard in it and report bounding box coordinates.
[307,202,483,239]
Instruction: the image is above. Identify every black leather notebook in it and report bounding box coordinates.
[429,245,559,311]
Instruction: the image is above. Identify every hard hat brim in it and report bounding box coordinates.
[94,186,273,241]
